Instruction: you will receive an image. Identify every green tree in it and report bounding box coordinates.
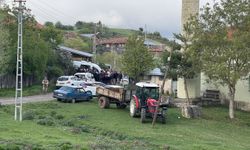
[0,20,9,73]
[64,37,90,51]
[96,51,122,71]
[75,21,84,29]
[121,35,154,82]
[187,0,250,119]
[44,21,54,27]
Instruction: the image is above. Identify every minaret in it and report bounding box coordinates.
[177,0,200,99]
[181,0,200,33]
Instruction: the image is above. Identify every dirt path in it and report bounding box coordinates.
[0,93,55,105]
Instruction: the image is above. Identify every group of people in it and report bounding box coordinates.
[41,66,126,93]
[77,65,124,85]
[97,70,123,85]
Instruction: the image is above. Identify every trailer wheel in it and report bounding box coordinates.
[99,96,110,109]
[116,103,127,109]
[130,99,139,117]
[140,108,146,123]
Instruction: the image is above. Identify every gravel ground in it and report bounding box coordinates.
[0,93,55,105]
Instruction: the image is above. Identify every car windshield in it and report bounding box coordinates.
[60,86,74,92]
[58,77,69,81]
[144,87,159,100]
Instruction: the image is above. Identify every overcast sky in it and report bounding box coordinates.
[6,0,214,39]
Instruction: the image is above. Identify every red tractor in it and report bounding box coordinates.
[129,82,167,123]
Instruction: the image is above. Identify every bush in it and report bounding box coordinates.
[60,119,75,127]
[37,117,55,126]
[38,116,46,119]
[55,114,64,120]
[50,111,57,117]
[70,127,82,134]
[57,142,73,150]
[23,110,36,120]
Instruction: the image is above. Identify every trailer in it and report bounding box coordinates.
[96,85,133,109]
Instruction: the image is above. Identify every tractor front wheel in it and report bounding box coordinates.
[140,108,146,123]
[98,96,110,109]
[161,110,166,124]
[130,99,139,117]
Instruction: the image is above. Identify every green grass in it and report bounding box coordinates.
[0,85,54,97]
[0,100,250,149]
[110,28,137,37]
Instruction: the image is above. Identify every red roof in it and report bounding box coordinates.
[36,23,44,29]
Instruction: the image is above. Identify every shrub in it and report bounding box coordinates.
[38,116,46,119]
[55,114,64,120]
[23,110,36,120]
[70,127,82,134]
[60,119,75,127]
[50,111,57,117]
[57,142,73,150]
[37,117,55,126]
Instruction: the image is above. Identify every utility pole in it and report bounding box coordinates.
[14,0,26,121]
[93,23,97,63]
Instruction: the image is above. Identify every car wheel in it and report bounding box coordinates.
[98,96,110,109]
[86,91,93,100]
[57,98,62,101]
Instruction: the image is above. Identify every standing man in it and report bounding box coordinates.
[42,77,49,93]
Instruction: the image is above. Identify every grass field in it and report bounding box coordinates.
[0,100,250,150]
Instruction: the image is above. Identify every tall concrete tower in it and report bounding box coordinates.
[181,0,200,33]
[177,0,200,99]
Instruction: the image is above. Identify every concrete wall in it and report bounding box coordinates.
[177,75,201,99]
[200,73,250,102]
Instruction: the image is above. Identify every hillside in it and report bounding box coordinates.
[109,28,137,37]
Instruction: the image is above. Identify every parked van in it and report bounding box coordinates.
[74,72,95,82]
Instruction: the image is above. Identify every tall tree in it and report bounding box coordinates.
[121,35,154,82]
[187,0,250,119]
[0,20,9,73]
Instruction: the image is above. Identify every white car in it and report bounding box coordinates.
[80,82,96,96]
[74,72,95,82]
[56,76,77,88]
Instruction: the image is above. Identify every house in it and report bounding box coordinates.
[58,46,93,62]
[97,37,128,54]
[96,37,166,56]
[177,73,250,111]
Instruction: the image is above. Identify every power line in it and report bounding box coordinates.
[28,1,60,23]
[29,0,78,24]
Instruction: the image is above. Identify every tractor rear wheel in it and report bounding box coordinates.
[130,99,139,117]
[99,96,110,109]
[140,108,146,123]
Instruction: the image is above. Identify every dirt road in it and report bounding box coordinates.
[0,93,55,105]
